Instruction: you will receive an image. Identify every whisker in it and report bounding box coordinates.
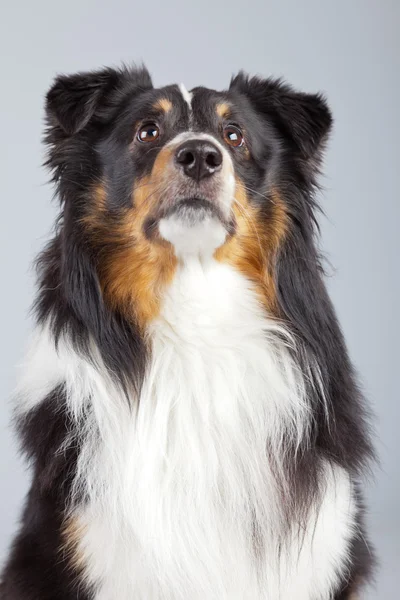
[242,185,276,205]
[131,178,165,195]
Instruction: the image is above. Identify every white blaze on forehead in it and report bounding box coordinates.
[179,83,193,108]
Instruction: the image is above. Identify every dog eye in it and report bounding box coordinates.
[223,125,244,148]
[137,123,160,143]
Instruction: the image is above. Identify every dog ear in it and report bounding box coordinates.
[46,66,153,135]
[230,72,332,160]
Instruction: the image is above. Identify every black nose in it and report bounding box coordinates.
[175,140,223,181]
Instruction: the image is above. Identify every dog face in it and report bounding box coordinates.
[45,66,332,328]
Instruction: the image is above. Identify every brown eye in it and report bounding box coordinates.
[223,125,244,148]
[137,123,160,143]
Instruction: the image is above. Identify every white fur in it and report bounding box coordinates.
[159,213,227,257]
[14,325,65,414]
[179,83,193,108]
[17,262,356,600]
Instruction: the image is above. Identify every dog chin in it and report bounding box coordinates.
[158,199,227,258]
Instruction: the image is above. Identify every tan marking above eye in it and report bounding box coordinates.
[216,102,231,119]
[153,98,173,113]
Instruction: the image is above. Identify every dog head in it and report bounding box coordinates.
[45,64,332,338]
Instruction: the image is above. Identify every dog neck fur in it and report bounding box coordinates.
[15,260,356,600]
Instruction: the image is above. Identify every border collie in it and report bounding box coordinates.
[1,65,374,599]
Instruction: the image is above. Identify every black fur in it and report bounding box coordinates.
[1,387,91,599]
[1,65,374,598]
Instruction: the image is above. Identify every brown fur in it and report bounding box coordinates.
[216,102,231,119]
[82,147,178,328]
[154,98,173,113]
[61,516,87,573]
[215,178,287,313]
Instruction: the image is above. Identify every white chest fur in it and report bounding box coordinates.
[18,260,356,599]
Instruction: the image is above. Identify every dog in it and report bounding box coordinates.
[0,65,374,599]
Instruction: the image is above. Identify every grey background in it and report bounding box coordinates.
[0,0,398,597]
